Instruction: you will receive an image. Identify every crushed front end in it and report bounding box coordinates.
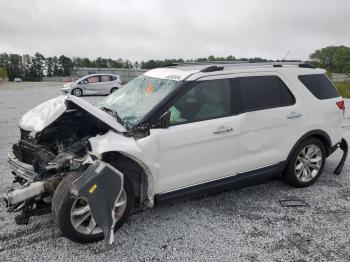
[2,95,124,224]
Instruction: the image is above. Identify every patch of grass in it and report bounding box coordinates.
[335,81,350,98]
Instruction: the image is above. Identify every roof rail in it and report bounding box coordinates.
[162,61,314,69]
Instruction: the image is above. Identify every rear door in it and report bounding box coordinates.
[100,75,114,94]
[232,73,306,172]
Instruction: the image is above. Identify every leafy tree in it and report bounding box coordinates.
[7,54,23,81]
[310,45,350,73]
[141,60,159,69]
[58,55,72,76]
[52,56,60,76]
[0,67,8,80]
[46,57,54,77]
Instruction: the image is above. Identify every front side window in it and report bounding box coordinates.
[236,76,295,112]
[87,76,99,83]
[170,79,231,125]
[99,76,179,127]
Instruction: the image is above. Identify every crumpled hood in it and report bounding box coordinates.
[19,95,127,133]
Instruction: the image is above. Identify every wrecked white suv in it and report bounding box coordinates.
[3,62,348,244]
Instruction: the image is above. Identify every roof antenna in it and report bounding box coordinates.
[282,51,291,61]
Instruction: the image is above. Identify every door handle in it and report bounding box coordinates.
[287,112,303,119]
[213,126,233,134]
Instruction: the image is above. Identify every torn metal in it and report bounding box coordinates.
[3,94,155,238]
[71,161,124,245]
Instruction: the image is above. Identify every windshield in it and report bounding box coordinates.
[99,75,180,127]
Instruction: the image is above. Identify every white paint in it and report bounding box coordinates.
[19,95,126,133]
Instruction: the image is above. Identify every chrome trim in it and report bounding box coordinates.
[213,127,233,134]
[287,112,303,119]
[7,151,35,181]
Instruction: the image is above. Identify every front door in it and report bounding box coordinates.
[83,75,101,94]
[154,78,242,193]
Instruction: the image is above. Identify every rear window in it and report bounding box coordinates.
[298,74,339,99]
[235,76,295,112]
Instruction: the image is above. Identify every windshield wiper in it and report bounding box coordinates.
[100,106,126,127]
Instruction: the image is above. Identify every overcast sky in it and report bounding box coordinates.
[0,0,349,61]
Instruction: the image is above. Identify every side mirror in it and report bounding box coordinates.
[79,80,88,84]
[151,111,171,129]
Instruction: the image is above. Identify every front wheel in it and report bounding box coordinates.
[52,172,134,243]
[71,88,83,97]
[283,138,326,188]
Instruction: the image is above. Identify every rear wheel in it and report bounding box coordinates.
[283,138,326,187]
[52,171,134,243]
[110,87,118,93]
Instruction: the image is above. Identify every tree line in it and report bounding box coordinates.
[0,45,349,81]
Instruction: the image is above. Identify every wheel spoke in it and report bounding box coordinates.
[87,217,97,234]
[71,205,90,216]
[310,156,322,163]
[309,162,319,168]
[306,146,314,158]
[74,212,91,228]
[70,189,128,236]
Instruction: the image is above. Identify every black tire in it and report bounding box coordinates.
[110,87,118,94]
[71,88,83,97]
[52,171,134,243]
[283,138,326,188]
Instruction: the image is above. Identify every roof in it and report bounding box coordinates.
[143,62,325,81]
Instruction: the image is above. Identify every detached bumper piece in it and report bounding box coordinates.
[333,138,348,175]
[71,161,123,246]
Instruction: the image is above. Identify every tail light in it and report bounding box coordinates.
[336,100,345,111]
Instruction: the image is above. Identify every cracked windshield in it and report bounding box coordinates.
[99,75,180,127]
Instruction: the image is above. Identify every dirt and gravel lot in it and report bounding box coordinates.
[0,82,349,262]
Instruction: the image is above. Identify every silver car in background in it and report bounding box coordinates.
[62,73,122,96]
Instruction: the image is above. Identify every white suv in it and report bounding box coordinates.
[3,62,348,244]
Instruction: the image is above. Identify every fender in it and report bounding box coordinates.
[286,129,332,164]
[88,131,157,204]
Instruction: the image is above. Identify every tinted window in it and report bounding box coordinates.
[298,74,339,99]
[170,79,231,125]
[101,75,112,82]
[235,76,295,112]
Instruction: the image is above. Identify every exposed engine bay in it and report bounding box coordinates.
[3,96,124,226]
[14,108,108,178]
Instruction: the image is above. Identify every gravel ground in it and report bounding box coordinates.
[0,82,349,262]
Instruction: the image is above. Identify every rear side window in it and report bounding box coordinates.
[101,75,112,82]
[298,74,339,99]
[234,76,295,112]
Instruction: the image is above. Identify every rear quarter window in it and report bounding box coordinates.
[298,74,339,99]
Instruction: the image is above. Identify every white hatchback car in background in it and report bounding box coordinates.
[62,73,122,96]
[3,62,348,244]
